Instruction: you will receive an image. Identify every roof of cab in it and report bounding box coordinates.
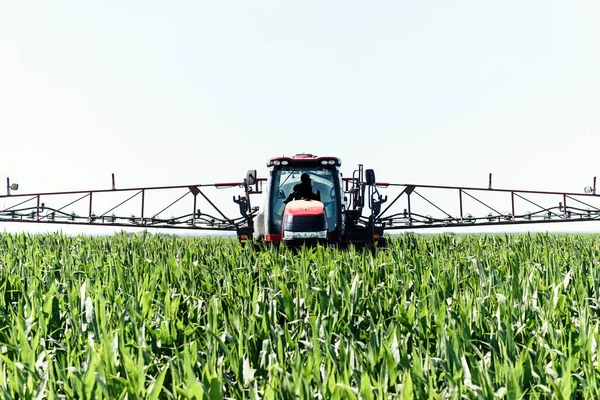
[267,154,341,167]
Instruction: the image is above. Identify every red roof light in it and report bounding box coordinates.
[267,154,341,167]
[292,153,316,159]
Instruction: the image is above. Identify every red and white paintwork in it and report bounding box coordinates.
[282,200,324,227]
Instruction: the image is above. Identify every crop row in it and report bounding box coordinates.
[1,232,600,398]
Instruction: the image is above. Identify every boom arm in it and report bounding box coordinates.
[0,177,265,232]
[372,179,600,230]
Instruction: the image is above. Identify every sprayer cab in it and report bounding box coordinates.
[257,154,343,245]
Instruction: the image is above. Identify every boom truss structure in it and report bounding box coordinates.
[2,173,600,235]
[373,175,600,230]
[0,176,264,232]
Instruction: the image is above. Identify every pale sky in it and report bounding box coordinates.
[1,1,599,234]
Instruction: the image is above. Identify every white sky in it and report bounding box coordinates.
[1,1,600,235]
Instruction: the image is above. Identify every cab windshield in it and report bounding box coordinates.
[270,166,338,233]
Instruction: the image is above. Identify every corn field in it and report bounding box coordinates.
[1,231,600,399]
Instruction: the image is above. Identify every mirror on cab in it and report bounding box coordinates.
[365,169,376,186]
[246,170,257,186]
[10,183,19,191]
[584,186,594,194]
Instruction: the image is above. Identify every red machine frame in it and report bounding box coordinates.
[2,170,600,237]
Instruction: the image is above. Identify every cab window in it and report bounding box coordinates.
[270,167,338,233]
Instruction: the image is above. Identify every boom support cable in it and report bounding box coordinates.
[460,190,504,218]
[98,191,142,219]
[37,193,91,221]
[513,192,563,219]
[412,190,453,219]
[1,196,37,213]
[151,191,190,219]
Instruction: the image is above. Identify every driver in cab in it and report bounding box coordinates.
[284,173,320,203]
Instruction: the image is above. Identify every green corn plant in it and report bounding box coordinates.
[2,232,600,397]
